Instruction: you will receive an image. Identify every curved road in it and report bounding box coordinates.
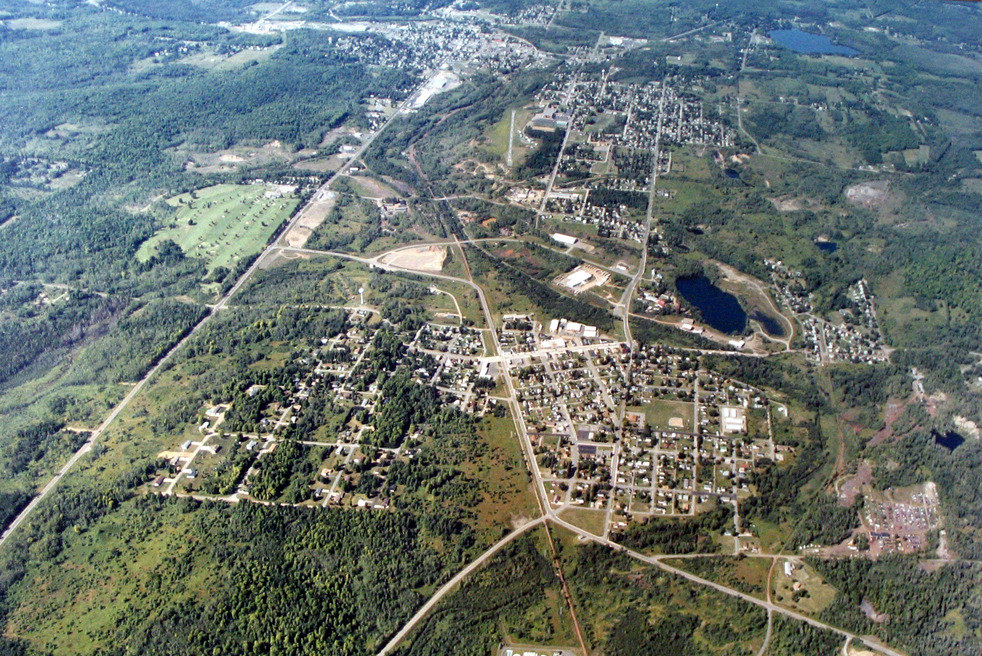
[549,516,905,656]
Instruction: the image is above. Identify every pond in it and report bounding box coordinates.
[769,28,859,56]
[815,240,838,253]
[723,168,741,179]
[676,275,747,335]
[934,430,965,452]
[750,309,787,338]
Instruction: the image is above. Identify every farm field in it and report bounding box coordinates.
[137,184,299,272]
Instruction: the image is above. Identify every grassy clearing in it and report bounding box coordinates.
[558,506,607,536]
[137,184,298,272]
[772,559,838,615]
[467,413,540,542]
[664,556,772,600]
[642,399,695,431]
[343,175,401,199]
[485,106,537,165]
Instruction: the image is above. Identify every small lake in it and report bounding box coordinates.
[750,309,786,338]
[770,29,859,56]
[723,168,740,179]
[934,430,965,452]
[676,275,747,335]
[815,240,838,253]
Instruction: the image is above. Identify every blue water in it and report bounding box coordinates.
[815,240,838,253]
[770,29,859,56]
[676,275,747,335]
[723,168,740,179]
[934,430,964,452]
[750,310,786,338]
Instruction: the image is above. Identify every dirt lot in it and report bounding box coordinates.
[346,175,401,199]
[380,245,447,272]
[180,140,309,174]
[837,461,872,507]
[845,179,890,208]
[283,190,337,248]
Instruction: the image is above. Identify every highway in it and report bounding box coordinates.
[0,54,907,656]
[376,517,547,656]
[549,516,906,656]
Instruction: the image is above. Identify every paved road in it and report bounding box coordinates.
[376,516,547,656]
[0,69,442,553]
[534,73,578,230]
[376,509,904,656]
[616,81,666,348]
[549,516,906,656]
[0,339,185,549]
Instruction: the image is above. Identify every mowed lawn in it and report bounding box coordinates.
[138,183,299,271]
[639,399,695,431]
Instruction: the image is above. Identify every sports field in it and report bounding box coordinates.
[137,183,299,271]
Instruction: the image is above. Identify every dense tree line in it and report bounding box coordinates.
[746,417,822,505]
[827,363,905,408]
[618,506,731,554]
[811,557,981,656]
[0,491,31,534]
[786,494,860,549]
[392,534,560,656]
[250,441,317,502]
[701,354,823,408]
[366,371,442,448]
[588,186,649,211]
[103,500,459,656]
[0,289,124,386]
[768,615,841,656]
[607,607,703,656]
[517,127,565,180]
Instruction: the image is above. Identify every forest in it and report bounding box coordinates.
[811,556,981,656]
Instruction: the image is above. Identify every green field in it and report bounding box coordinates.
[137,184,299,272]
[558,506,607,536]
[640,399,695,431]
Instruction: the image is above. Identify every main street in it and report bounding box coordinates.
[616,80,666,349]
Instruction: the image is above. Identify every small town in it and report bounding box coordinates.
[151,306,778,547]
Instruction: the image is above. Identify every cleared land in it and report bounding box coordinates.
[283,190,337,248]
[380,245,448,272]
[642,399,695,431]
[137,183,298,271]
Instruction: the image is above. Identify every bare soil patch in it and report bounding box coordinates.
[845,179,890,208]
[283,190,337,248]
[346,175,401,199]
[379,245,447,272]
[869,397,908,445]
[838,461,871,507]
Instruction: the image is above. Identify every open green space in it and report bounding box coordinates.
[558,507,607,536]
[640,399,695,432]
[137,184,298,272]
